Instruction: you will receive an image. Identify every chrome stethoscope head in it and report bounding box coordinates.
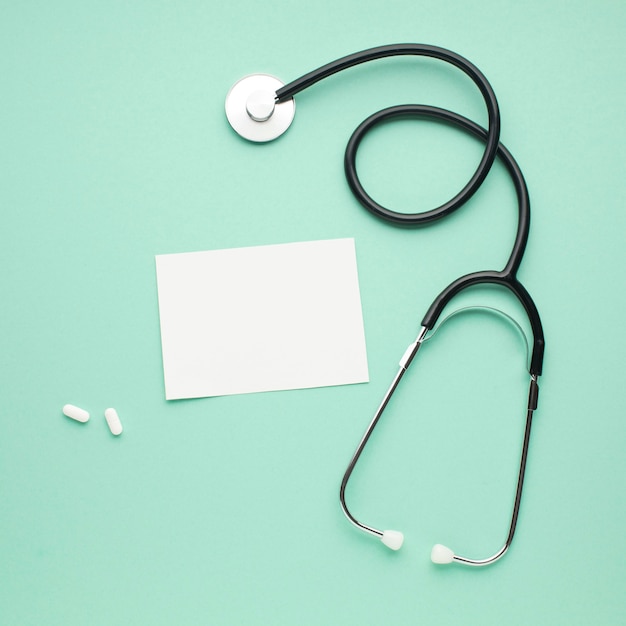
[225,74,295,142]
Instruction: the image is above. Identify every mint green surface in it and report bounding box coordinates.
[1,1,625,624]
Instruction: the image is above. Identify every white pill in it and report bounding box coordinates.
[63,404,90,423]
[104,408,123,436]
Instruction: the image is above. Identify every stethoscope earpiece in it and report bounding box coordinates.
[431,544,455,564]
[381,529,404,551]
[225,74,295,142]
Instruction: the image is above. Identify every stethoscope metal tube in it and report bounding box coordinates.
[443,376,538,566]
[341,334,539,564]
[226,42,545,567]
[339,326,428,548]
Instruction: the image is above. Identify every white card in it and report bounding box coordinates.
[155,238,369,399]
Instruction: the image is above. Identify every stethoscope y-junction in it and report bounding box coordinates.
[226,44,545,567]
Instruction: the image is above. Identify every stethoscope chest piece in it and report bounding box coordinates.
[225,74,295,142]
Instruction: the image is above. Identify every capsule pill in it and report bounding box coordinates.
[63,404,90,423]
[104,408,123,436]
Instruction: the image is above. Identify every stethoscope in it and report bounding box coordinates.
[225,44,545,567]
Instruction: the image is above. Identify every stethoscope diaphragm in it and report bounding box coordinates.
[225,74,295,142]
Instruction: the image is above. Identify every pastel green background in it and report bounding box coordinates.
[1,0,624,624]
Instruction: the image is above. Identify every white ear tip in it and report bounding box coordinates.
[381,530,404,551]
[431,544,455,564]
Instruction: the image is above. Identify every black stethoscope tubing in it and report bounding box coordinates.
[277,44,501,225]
[278,44,544,376]
[344,104,545,376]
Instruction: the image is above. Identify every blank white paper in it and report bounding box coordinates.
[155,238,369,399]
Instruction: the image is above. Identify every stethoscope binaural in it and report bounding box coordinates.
[225,44,545,567]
